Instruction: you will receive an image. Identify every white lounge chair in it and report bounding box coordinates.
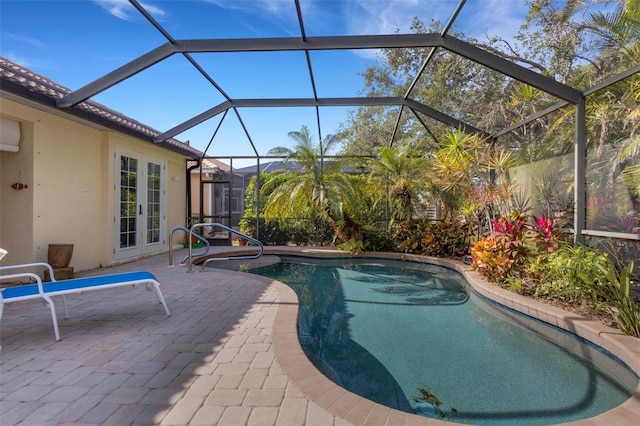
[0,262,171,341]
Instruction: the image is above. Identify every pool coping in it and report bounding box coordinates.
[254,247,640,425]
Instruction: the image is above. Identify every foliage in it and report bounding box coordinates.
[420,220,471,258]
[529,241,640,338]
[367,145,428,225]
[240,216,333,246]
[530,245,611,306]
[471,212,640,337]
[239,217,289,245]
[412,385,457,420]
[390,218,431,254]
[530,212,569,253]
[186,214,203,236]
[338,2,639,236]
[471,212,538,284]
[240,170,336,245]
[471,236,530,284]
[337,238,364,254]
[428,129,481,220]
[262,125,362,243]
[362,225,395,252]
[588,260,640,337]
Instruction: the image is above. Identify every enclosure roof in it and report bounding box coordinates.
[0,0,636,161]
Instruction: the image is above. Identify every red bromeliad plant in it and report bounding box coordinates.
[531,212,568,253]
[492,215,525,239]
[532,212,554,252]
[492,210,530,243]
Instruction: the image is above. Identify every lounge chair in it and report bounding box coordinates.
[0,262,170,341]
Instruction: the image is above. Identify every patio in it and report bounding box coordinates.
[2,247,640,425]
[0,247,423,425]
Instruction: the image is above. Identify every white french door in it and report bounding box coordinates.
[114,149,166,260]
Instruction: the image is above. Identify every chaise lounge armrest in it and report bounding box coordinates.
[0,262,170,341]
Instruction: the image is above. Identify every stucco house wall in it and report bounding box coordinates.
[0,96,189,271]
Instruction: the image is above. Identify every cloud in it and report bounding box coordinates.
[3,33,47,50]
[201,0,298,37]
[0,33,48,69]
[2,52,35,68]
[203,0,294,17]
[340,0,454,35]
[93,0,166,21]
[461,0,527,44]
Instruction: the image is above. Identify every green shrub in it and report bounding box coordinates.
[239,217,290,245]
[420,220,470,258]
[337,238,364,254]
[390,218,431,254]
[362,225,394,252]
[578,259,640,337]
[531,246,610,308]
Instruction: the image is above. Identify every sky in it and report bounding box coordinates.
[0,0,531,166]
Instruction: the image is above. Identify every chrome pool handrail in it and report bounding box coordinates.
[184,223,264,272]
[169,226,210,267]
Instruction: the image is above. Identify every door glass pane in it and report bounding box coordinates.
[146,162,161,244]
[119,155,138,248]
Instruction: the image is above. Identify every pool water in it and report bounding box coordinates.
[251,257,638,425]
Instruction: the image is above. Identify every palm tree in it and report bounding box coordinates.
[368,145,428,225]
[262,125,361,242]
[428,129,481,219]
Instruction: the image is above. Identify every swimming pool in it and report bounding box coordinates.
[251,256,638,425]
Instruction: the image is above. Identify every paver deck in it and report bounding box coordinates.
[1,247,639,425]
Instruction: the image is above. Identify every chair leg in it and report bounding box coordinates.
[43,295,61,341]
[62,295,69,318]
[151,283,171,316]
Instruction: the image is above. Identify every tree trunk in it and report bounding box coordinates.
[328,211,362,243]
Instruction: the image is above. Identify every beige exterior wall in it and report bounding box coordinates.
[189,171,214,221]
[0,98,188,271]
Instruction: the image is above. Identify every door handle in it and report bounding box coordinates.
[139,204,143,215]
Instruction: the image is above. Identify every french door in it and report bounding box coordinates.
[114,149,166,260]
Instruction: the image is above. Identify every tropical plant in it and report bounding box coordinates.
[530,212,569,253]
[531,245,611,307]
[420,220,471,258]
[361,225,395,252]
[428,129,481,219]
[367,145,428,225]
[484,148,521,218]
[336,238,364,254]
[262,125,362,243]
[596,260,640,337]
[577,258,640,337]
[471,237,525,284]
[391,218,430,254]
[471,211,533,283]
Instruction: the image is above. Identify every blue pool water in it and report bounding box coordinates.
[251,257,638,425]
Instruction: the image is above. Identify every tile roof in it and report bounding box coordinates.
[0,57,202,158]
[187,158,231,172]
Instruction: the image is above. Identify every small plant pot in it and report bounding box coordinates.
[47,244,74,269]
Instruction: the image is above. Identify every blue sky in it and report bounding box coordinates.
[0,0,531,165]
